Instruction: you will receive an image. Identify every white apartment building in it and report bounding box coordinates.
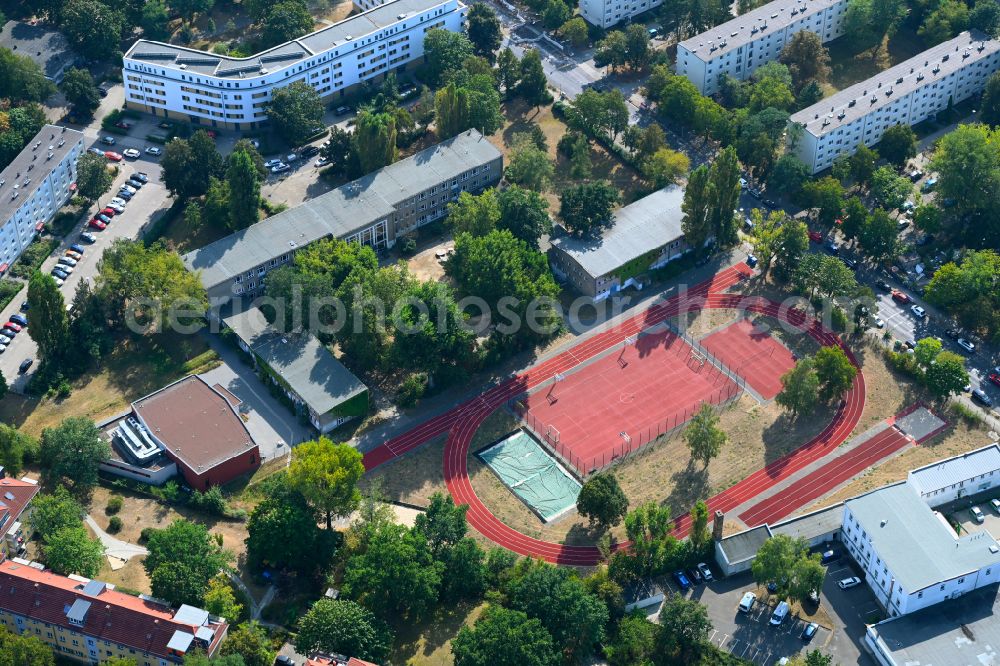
[841,444,1000,618]
[122,0,466,131]
[0,124,84,273]
[579,0,662,29]
[790,30,1000,173]
[676,0,849,94]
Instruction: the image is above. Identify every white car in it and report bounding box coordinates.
[55,264,74,274]
[122,148,141,159]
[107,202,125,214]
[286,153,298,162]
[264,158,283,168]
[0,344,7,354]
[145,146,162,156]
[270,163,290,173]
[110,197,127,207]
[315,157,330,167]
[53,277,65,287]
[738,591,756,613]
[696,562,713,581]
[958,338,976,353]
[972,506,986,523]
[0,335,11,345]
[838,577,862,590]
[119,184,137,195]
[874,316,885,328]
[911,305,926,318]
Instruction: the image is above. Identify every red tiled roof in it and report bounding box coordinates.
[0,477,39,533]
[0,561,226,660]
[132,375,258,475]
[306,656,379,666]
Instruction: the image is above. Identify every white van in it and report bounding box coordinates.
[770,601,790,626]
[738,591,756,613]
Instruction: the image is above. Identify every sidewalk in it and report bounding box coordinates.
[84,515,147,562]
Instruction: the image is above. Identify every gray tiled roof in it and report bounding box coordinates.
[719,524,773,565]
[0,124,84,227]
[907,443,1000,496]
[846,483,1000,593]
[223,308,367,416]
[791,30,1000,138]
[550,186,685,279]
[183,129,501,289]
[770,503,844,542]
[678,0,844,60]
[125,0,453,77]
[0,21,77,81]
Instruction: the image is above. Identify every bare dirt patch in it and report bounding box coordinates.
[406,240,453,284]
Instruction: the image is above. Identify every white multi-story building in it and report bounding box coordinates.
[0,124,84,274]
[842,444,1000,618]
[676,0,849,95]
[790,30,1000,173]
[579,0,662,29]
[122,0,466,131]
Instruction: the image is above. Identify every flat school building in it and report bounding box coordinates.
[122,0,465,130]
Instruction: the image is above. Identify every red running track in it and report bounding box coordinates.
[700,318,797,400]
[363,265,867,565]
[521,328,737,475]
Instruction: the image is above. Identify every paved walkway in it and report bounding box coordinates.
[84,515,147,561]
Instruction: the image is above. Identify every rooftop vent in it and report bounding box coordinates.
[848,99,856,107]
[179,64,187,69]
[942,54,950,62]
[896,77,903,84]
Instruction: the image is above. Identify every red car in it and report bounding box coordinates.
[989,373,1000,388]
[114,121,132,130]
[100,207,117,218]
[808,230,823,243]
[891,289,911,304]
[88,218,107,230]
[3,322,22,334]
[104,151,123,162]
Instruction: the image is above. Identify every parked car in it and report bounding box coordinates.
[3,322,21,334]
[746,254,758,269]
[96,213,112,224]
[686,567,704,585]
[876,278,891,291]
[119,184,137,195]
[104,151,123,162]
[957,338,976,353]
[838,577,862,589]
[738,591,756,613]
[0,335,12,345]
[820,549,839,565]
[808,230,823,243]
[264,158,283,168]
[802,622,819,641]
[114,121,132,130]
[122,148,141,159]
[87,147,104,156]
[770,601,790,625]
[891,289,911,304]
[126,178,143,189]
[19,301,28,312]
[110,197,128,207]
[988,373,1000,388]
[88,219,107,230]
[80,232,97,244]
[101,207,117,218]
[58,257,77,267]
[909,170,924,182]
[300,145,320,158]
[315,157,330,167]
[335,105,352,116]
[271,163,291,174]
[972,388,993,407]
[116,189,133,201]
[51,268,69,280]
[18,358,33,374]
[672,570,691,591]
[101,136,116,145]
[874,316,885,328]
[145,146,162,156]
[107,202,125,214]
[9,314,27,327]
[945,328,960,339]
[972,506,986,523]
[696,562,714,581]
[826,241,840,255]
[69,243,85,254]
[275,656,296,666]
[921,177,938,191]
[991,498,1000,513]
[132,172,149,184]
[911,305,926,318]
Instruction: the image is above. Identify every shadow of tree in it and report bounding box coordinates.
[663,459,709,515]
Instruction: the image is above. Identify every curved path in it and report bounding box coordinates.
[363,265,867,565]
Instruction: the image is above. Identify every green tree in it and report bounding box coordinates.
[708,146,742,246]
[0,423,36,477]
[220,623,272,666]
[75,152,113,201]
[813,345,857,403]
[203,576,243,621]
[144,520,232,607]
[751,534,806,596]
[61,0,125,61]
[655,595,712,662]
[577,473,629,529]
[343,522,443,618]
[559,181,620,235]
[262,0,314,46]
[505,560,609,658]
[43,525,104,577]
[605,612,658,666]
[802,176,845,226]
[0,47,56,103]
[624,24,651,70]
[353,109,397,173]
[266,80,324,146]
[930,124,1000,247]
[776,358,820,419]
[140,0,170,39]
[925,350,970,399]
[413,492,469,556]
[594,30,629,71]
[0,624,55,666]
[796,253,858,298]
[39,417,108,491]
[913,203,942,234]
[971,0,1000,36]
[321,125,355,177]
[31,488,82,540]
[879,124,917,167]
[644,148,690,187]
[840,196,868,242]
[440,537,487,601]
[452,605,559,666]
[160,131,223,199]
[689,500,711,553]
[871,166,912,209]
[225,148,260,230]
[624,502,678,577]
[849,143,879,187]
[27,272,69,361]
[245,481,335,575]
[919,0,969,44]
[842,0,907,49]
[423,29,474,86]
[183,653,244,666]
[683,403,727,467]
[748,209,784,281]
[467,3,502,61]
[768,155,810,198]
[790,553,827,603]
[542,0,572,30]
[559,17,590,48]
[497,47,521,96]
[447,189,500,236]
[779,30,830,89]
[859,207,898,262]
[748,70,795,112]
[288,437,364,529]
[681,165,712,249]
[295,599,392,663]
[497,185,551,249]
[60,67,100,116]
[517,49,550,107]
[505,135,554,191]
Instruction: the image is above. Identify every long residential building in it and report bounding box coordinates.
[676,0,849,94]
[579,0,662,29]
[0,560,227,665]
[183,129,502,305]
[122,0,465,130]
[790,30,1000,173]
[0,124,84,274]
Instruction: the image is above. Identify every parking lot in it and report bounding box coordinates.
[945,493,1000,536]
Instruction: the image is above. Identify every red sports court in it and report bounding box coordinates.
[518,327,739,475]
[700,318,796,400]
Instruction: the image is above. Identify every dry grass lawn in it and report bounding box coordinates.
[390,602,486,666]
[360,434,449,507]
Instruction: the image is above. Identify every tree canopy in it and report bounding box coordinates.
[684,403,727,467]
[295,599,392,663]
[143,520,232,607]
[288,437,365,529]
[266,81,324,146]
[577,473,629,529]
[452,605,559,666]
[39,417,108,491]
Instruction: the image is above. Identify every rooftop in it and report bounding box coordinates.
[791,30,1000,137]
[718,524,773,566]
[846,483,1000,593]
[0,124,84,226]
[223,308,367,416]
[0,560,225,660]
[907,443,1000,496]
[132,375,258,474]
[0,20,77,82]
[307,655,380,666]
[770,503,844,542]
[183,129,501,289]
[124,0,455,78]
[867,583,1000,664]
[550,186,686,279]
[0,476,39,533]
[678,0,845,60]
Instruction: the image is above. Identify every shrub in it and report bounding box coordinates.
[0,281,23,312]
[139,527,156,543]
[106,495,124,515]
[397,373,427,407]
[399,236,417,255]
[107,516,123,533]
[830,306,848,332]
[189,486,228,516]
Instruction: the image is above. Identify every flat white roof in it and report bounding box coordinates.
[907,443,1000,496]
